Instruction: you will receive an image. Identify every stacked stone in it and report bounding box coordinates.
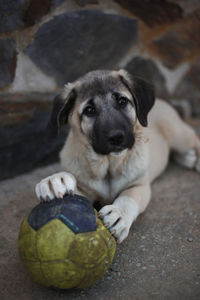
[0,0,200,179]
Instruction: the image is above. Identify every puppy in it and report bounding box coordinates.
[35,70,200,243]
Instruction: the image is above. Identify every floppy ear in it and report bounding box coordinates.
[47,83,77,136]
[117,69,155,127]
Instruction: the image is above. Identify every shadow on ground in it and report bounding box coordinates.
[0,163,199,300]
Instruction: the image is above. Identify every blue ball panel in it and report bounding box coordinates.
[28,194,97,233]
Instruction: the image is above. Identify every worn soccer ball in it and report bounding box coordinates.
[18,194,116,289]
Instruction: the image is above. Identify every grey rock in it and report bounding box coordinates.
[150,10,200,70]
[0,0,25,33]
[22,0,52,27]
[0,93,68,180]
[25,10,138,85]
[76,0,99,7]
[114,0,183,27]
[125,56,169,99]
[51,0,66,8]
[0,38,17,88]
[152,30,193,69]
[177,0,200,15]
[173,61,200,117]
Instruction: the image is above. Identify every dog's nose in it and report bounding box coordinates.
[108,130,124,146]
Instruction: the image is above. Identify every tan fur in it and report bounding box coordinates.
[35,70,200,243]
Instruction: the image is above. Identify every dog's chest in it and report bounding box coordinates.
[87,154,146,202]
[88,173,126,202]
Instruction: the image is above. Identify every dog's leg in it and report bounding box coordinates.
[171,121,200,173]
[99,182,151,243]
[35,172,77,202]
[173,149,198,169]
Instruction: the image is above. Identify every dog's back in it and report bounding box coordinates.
[147,99,200,182]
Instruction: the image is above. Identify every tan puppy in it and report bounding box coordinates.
[35,70,200,243]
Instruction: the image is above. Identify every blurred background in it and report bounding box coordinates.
[0,0,200,180]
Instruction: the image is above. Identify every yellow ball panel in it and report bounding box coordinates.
[77,261,109,289]
[68,231,108,267]
[41,260,85,289]
[22,260,48,287]
[107,235,117,263]
[96,217,109,235]
[36,219,75,261]
[18,216,37,261]
[96,218,116,262]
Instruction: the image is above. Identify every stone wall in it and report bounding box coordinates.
[0,0,200,179]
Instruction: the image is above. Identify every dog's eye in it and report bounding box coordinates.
[117,96,128,108]
[83,105,96,117]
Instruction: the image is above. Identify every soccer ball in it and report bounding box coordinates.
[18,194,116,289]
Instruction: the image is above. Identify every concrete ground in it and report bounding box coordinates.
[0,162,200,300]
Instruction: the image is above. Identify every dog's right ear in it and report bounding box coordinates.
[115,69,155,127]
[47,82,78,136]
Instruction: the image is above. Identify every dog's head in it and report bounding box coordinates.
[48,70,155,155]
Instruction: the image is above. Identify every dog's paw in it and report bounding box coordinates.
[35,172,76,202]
[99,205,131,243]
[173,149,197,169]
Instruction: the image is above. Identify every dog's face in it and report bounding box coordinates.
[75,72,137,155]
[48,70,155,155]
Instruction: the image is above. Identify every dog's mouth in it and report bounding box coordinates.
[92,143,130,156]
[110,149,128,156]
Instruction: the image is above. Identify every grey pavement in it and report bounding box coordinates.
[0,163,200,300]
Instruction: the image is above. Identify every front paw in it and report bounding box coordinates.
[99,205,131,243]
[35,172,76,202]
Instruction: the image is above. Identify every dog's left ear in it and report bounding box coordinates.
[116,69,155,127]
[47,82,78,136]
